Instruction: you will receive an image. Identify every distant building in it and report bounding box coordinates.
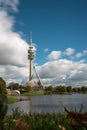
[7,89,20,96]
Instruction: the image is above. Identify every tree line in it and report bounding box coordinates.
[0,76,87,95]
[44,85,87,94]
[7,81,87,94]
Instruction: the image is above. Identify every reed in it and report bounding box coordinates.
[4,108,87,130]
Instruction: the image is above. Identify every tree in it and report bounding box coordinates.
[0,77,7,95]
[24,85,31,91]
[8,82,19,90]
[73,87,79,92]
[81,86,87,93]
[0,77,7,130]
[44,86,53,94]
[56,85,66,93]
[66,86,72,92]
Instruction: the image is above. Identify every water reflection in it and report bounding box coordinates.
[7,94,87,115]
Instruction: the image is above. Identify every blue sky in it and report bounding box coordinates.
[0,0,87,87]
[14,0,87,64]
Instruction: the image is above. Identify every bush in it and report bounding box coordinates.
[0,77,8,130]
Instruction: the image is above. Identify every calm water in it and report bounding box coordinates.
[7,94,87,115]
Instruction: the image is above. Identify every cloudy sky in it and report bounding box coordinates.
[0,0,87,87]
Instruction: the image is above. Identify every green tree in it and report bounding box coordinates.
[44,86,53,94]
[73,87,79,92]
[24,85,31,91]
[81,86,87,93]
[57,85,66,92]
[0,77,7,130]
[0,77,7,95]
[66,86,72,92]
[8,82,19,90]
[12,83,19,90]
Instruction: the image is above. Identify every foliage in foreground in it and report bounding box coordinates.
[0,77,8,130]
[3,108,87,130]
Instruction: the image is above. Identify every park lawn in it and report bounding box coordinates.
[7,97,19,104]
[22,90,44,96]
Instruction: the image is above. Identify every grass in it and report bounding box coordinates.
[7,90,44,104]
[4,109,72,130]
[7,97,19,104]
[4,108,87,130]
[22,90,44,96]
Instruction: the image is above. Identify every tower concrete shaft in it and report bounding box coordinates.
[28,33,35,81]
[29,60,32,81]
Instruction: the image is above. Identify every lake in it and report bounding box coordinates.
[7,94,87,115]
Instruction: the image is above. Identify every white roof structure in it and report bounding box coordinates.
[14,90,20,95]
[25,79,39,88]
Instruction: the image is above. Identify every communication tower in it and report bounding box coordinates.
[28,33,35,81]
[26,33,43,88]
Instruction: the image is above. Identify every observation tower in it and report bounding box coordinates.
[25,33,43,88]
[28,33,35,81]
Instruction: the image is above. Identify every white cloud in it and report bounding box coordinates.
[0,0,19,12]
[37,59,87,87]
[47,51,61,60]
[0,10,28,66]
[0,64,29,85]
[79,59,86,63]
[76,52,83,58]
[0,1,29,84]
[44,48,49,52]
[75,49,87,58]
[64,48,75,56]
[0,10,14,31]
[83,50,87,55]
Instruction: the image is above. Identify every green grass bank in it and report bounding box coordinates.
[7,97,19,104]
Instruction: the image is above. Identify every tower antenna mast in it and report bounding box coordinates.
[30,32,32,45]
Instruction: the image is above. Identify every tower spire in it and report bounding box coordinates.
[30,32,32,45]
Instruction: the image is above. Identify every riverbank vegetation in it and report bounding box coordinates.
[3,108,87,130]
[23,90,44,96]
[7,97,19,104]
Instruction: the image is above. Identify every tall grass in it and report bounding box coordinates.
[4,108,87,130]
